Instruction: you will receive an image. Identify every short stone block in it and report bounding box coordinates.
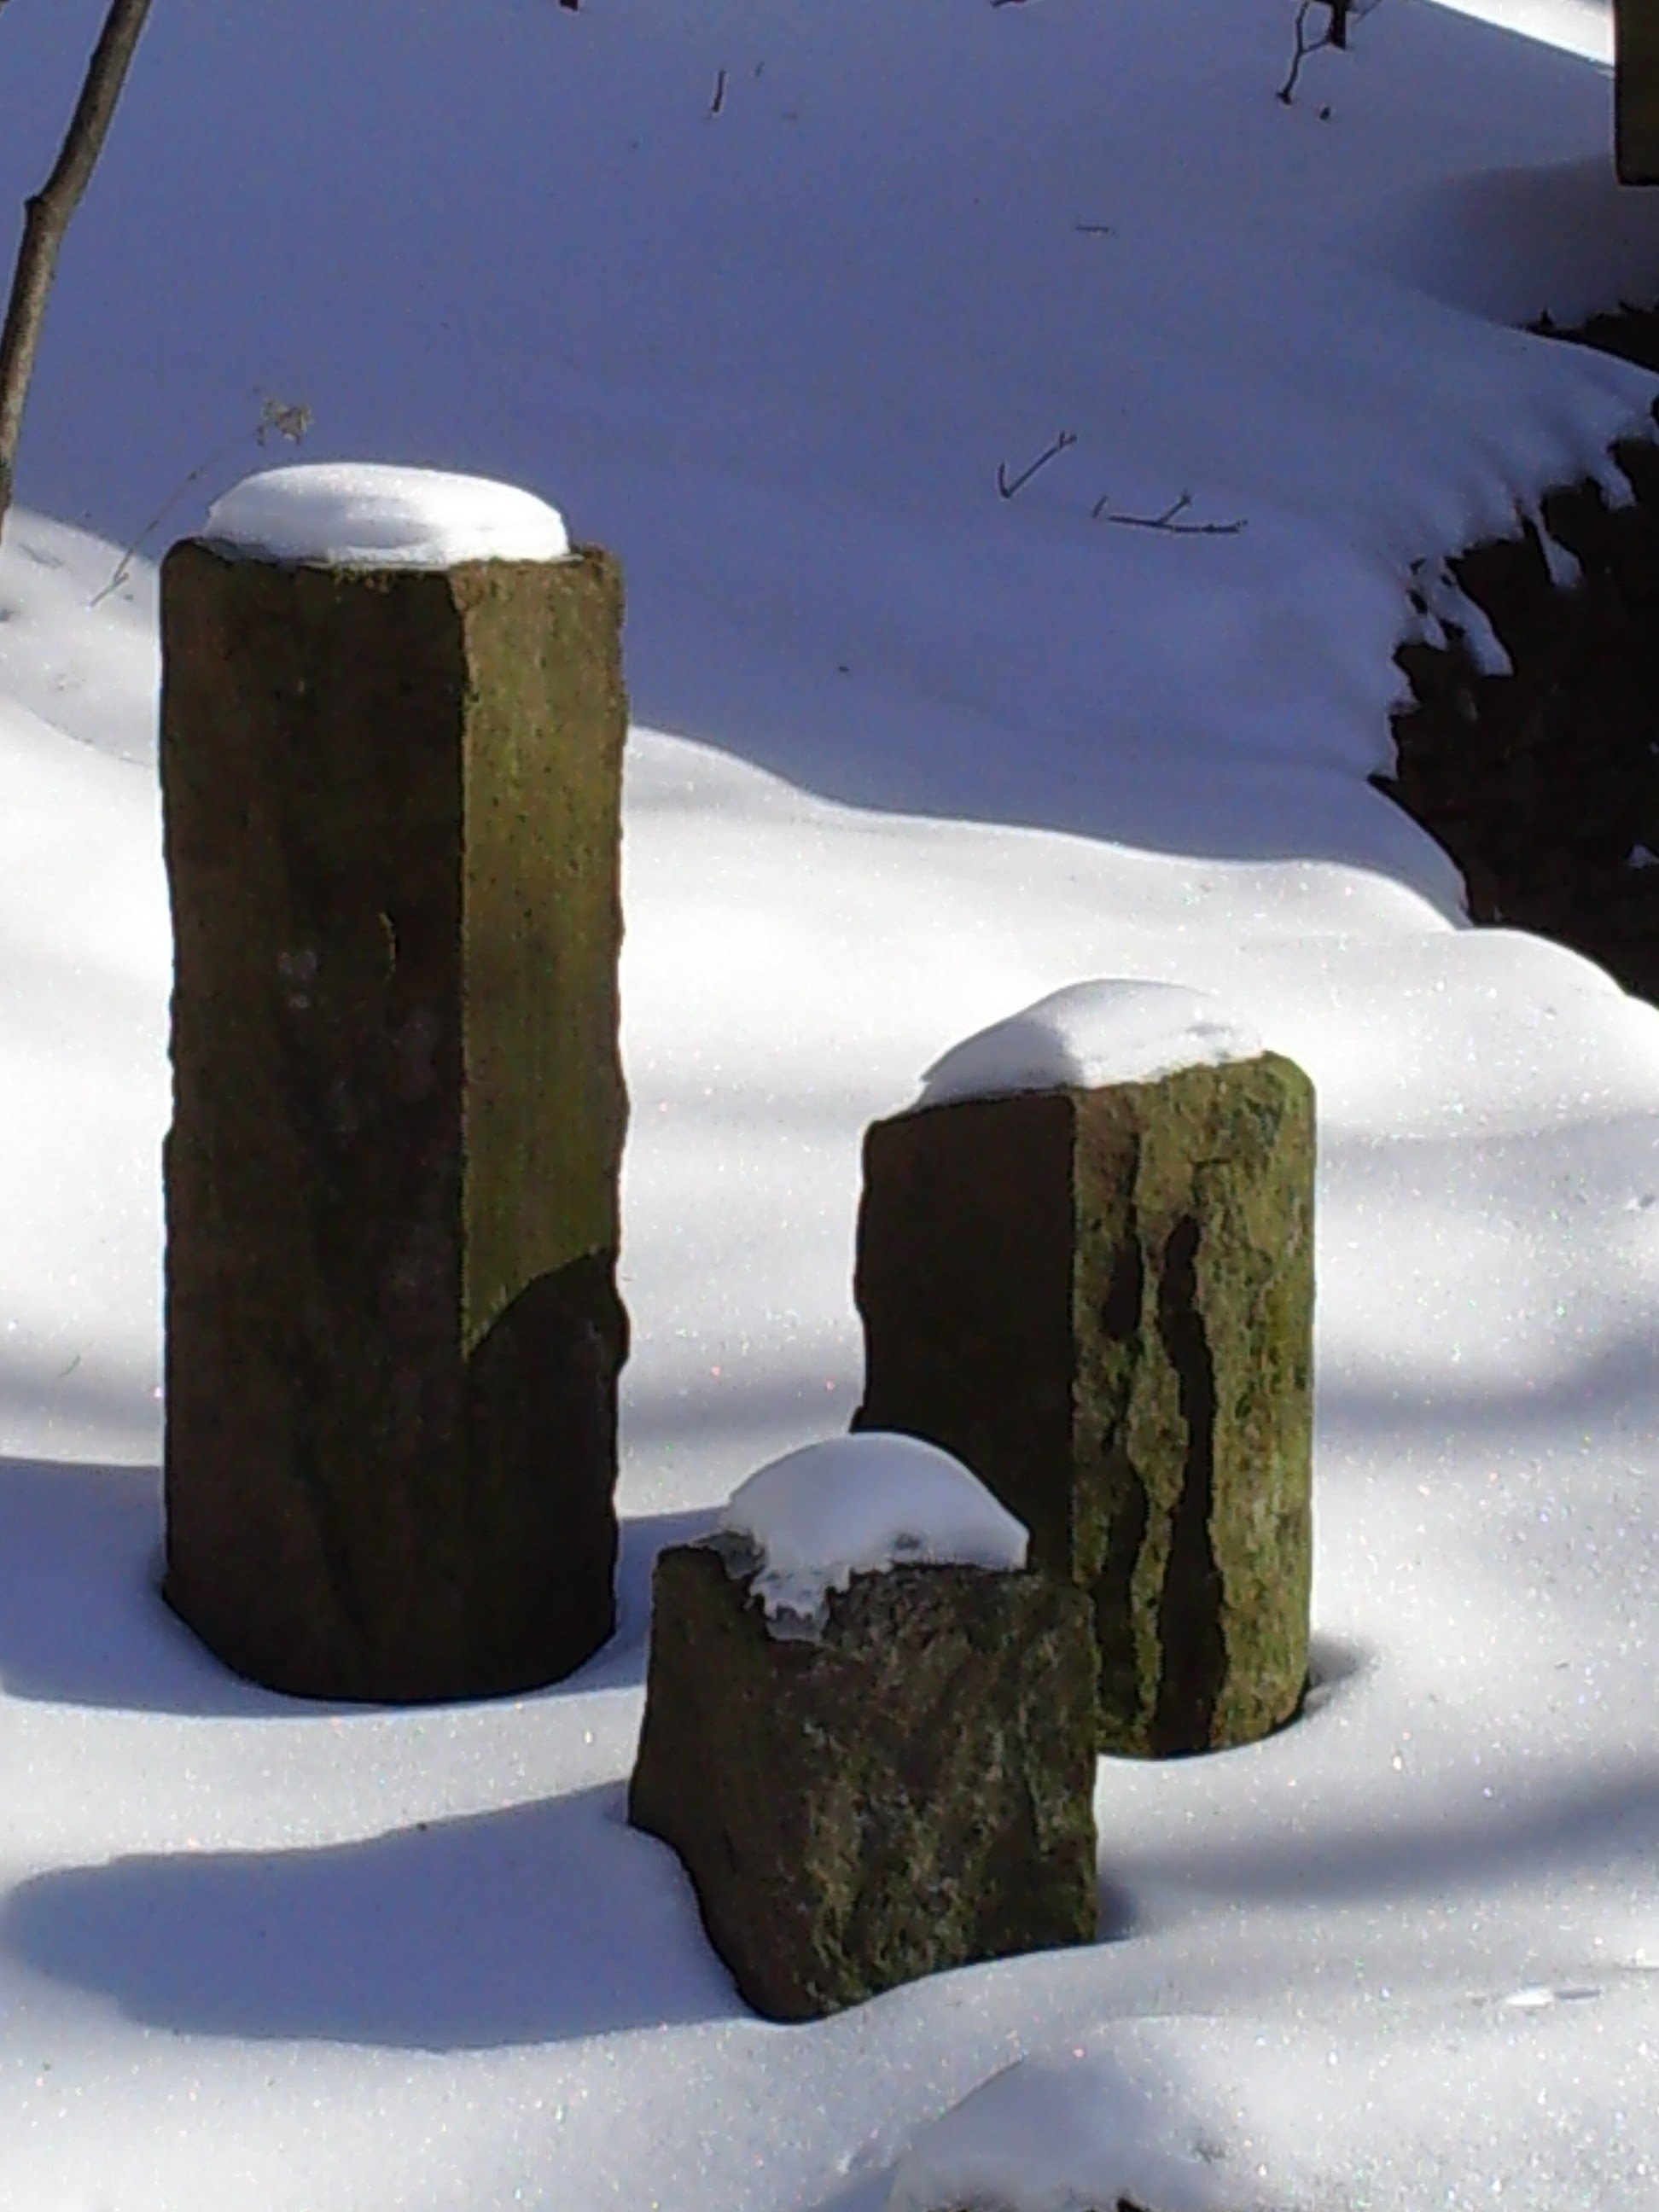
[853,1054,1315,1757]
[160,538,628,1702]
[627,1544,1098,2023]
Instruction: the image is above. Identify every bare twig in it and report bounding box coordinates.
[1278,0,1382,103]
[1074,221,1115,236]
[710,67,727,114]
[1278,1,1324,102]
[1091,488,1247,536]
[0,0,154,543]
[997,428,1077,501]
[91,394,311,605]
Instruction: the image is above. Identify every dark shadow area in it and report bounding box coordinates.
[1380,332,1659,1003]
[0,1353,158,1451]
[568,1502,720,1694]
[1,1780,742,2049]
[1316,1316,1659,1463]
[0,1455,276,1718]
[804,2178,891,2212]
[1536,300,1659,377]
[1094,1867,1142,1947]
[0,1453,713,1717]
[1298,1631,1371,1723]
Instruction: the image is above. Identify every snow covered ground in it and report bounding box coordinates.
[1,0,1657,2205]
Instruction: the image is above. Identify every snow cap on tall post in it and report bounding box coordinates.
[853,978,1315,1758]
[160,461,629,1701]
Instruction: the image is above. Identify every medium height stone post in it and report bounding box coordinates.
[160,471,628,1701]
[853,1049,1314,1757]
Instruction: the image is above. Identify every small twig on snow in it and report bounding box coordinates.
[1091,488,1247,536]
[1278,1,1326,102]
[1278,0,1382,103]
[997,428,1076,500]
[1074,221,1115,236]
[709,67,727,114]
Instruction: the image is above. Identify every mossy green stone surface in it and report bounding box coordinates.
[1070,1054,1314,1754]
[454,557,627,1356]
[854,1054,1315,1756]
[629,1547,1098,2023]
[160,540,627,1702]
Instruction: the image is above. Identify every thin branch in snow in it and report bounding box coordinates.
[1074,221,1115,236]
[1278,0,1382,102]
[1278,0,1344,102]
[1278,3,1325,102]
[997,429,1077,500]
[1091,489,1247,536]
[710,67,727,115]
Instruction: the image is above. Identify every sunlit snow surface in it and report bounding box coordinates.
[917,979,1265,1106]
[883,2050,1230,2212]
[718,1433,1027,1625]
[203,462,571,568]
[1,0,1658,2208]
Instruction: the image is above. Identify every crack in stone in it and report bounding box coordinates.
[1150,1212,1226,1755]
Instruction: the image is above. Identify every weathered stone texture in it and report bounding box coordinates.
[628,1544,1098,2022]
[160,541,628,1701]
[853,1055,1314,1756]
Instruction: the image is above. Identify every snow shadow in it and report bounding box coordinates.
[568,1503,721,1694]
[0,1455,264,1718]
[1,1782,744,2049]
[1320,1358,1659,1467]
[802,2179,891,2212]
[1300,1630,1371,1721]
[1115,1757,1659,1910]
[0,1454,715,1717]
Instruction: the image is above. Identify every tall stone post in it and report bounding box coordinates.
[853,1056,1315,1757]
[160,530,629,1701]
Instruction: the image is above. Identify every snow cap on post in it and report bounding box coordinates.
[203,461,571,569]
[918,978,1263,1108]
[719,1431,1027,1626]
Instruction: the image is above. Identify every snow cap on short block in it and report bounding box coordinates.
[719,1432,1027,1624]
[203,462,571,569]
[918,978,1263,1108]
